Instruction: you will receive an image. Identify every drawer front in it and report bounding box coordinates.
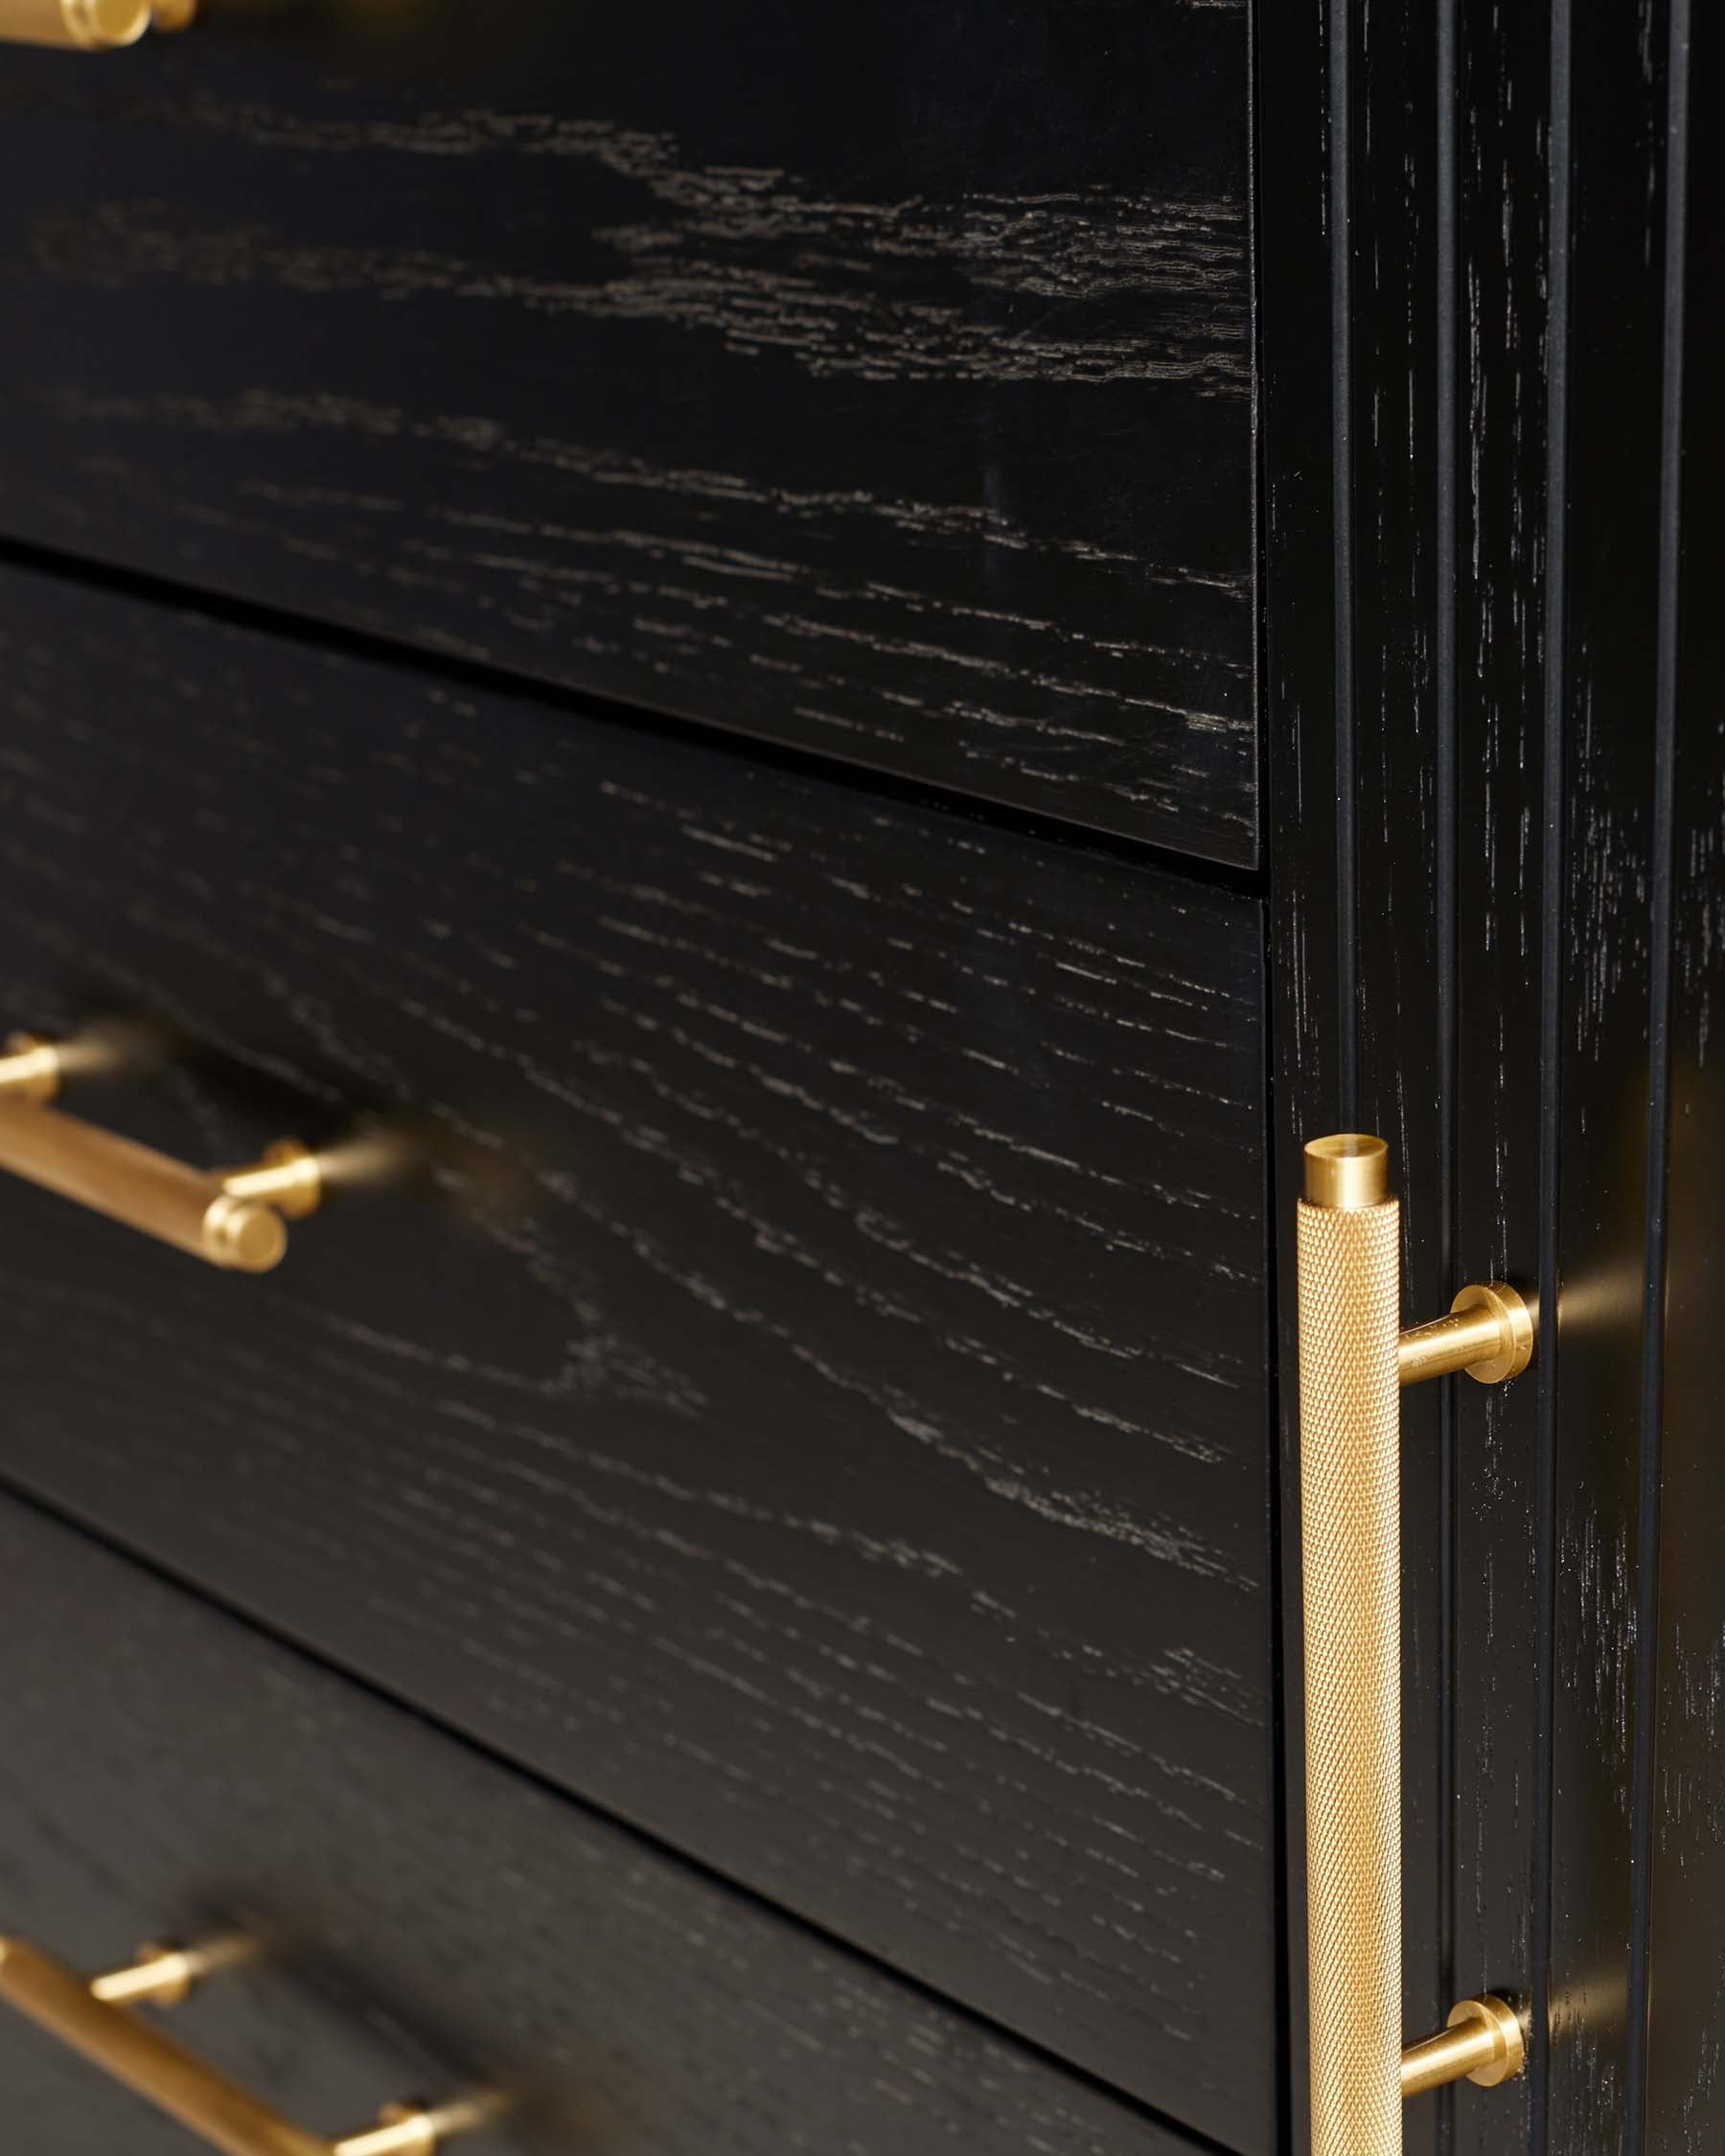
[0,567,1272,2148]
[0,1490,1205,2156]
[0,0,1253,864]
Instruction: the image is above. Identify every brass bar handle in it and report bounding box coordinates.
[0,1938,493,2156]
[0,1035,320,1273]
[1298,1134,1533,2156]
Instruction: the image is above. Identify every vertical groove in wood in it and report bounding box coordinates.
[1644,9,1721,2144]
[1258,0,1345,2141]
[1625,0,1690,2139]
[1535,20,1578,2156]
[1260,901,1296,2156]
[1432,6,1460,2132]
[1452,2,1555,2151]
[1544,0,1673,2145]
[1278,4,1708,2149]
[1330,0,1360,1124]
[1349,7,1445,2152]
[1530,7,1573,2150]
[1247,15,1299,2147]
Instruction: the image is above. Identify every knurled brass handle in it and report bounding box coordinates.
[0,1034,321,1273]
[0,1938,495,2156]
[1298,1133,1533,2155]
[0,0,193,49]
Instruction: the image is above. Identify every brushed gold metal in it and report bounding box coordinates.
[336,2101,501,2156]
[1399,1995,1526,2098]
[1441,1280,1533,1385]
[1299,1143,1403,2154]
[221,1137,325,1221]
[0,1036,319,1271]
[0,1033,63,1102]
[1299,1133,1533,2154]
[91,1937,256,2008]
[1397,1282,1533,1387]
[0,0,152,46]
[0,1938,488,2156]
[1302,1131,1392,1209]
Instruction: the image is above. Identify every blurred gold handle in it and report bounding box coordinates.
[1298,1134,1534,2156]
[0,1938,493,2156]
[0,0,193,48]
[0,1035,319,1273]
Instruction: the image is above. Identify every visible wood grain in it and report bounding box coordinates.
[1451,5,1554,2153]
[1255,0,1343,2141]
[0,1487,1205,2156]
[1266,7,1705,2155]
[0,0,1255,862]
[0,566,1273,2150]
[1263,18,1465,2156]
[1348,14,1449,2151]
[1541,9,1676,2149]
[1642,7,1712,2147]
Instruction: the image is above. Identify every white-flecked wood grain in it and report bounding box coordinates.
[0,568,1274,2150]
[0,0,1254,861]
[0,1488,1208,2156]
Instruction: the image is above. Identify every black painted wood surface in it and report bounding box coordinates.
[1254,7,1338,2144]
[0,564,1273,2150]
[1449,7,1553,2154]
[0,0,1254,863]
[0,1486,1208,2156]
[1347,17,1448,2156]
[1644,9,1713,2147]
[1263,4,1707,2154]
[1537,11,1678,2148]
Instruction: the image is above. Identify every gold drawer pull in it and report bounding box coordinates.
[0,0,193,49]
[1298,1134,1533,2153]
[0,1035,320,1273]
[0,1938,492,2156]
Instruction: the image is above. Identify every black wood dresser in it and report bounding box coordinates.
[0,6,1714,2156]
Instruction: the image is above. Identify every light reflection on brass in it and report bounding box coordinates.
[90,1937,256,2008]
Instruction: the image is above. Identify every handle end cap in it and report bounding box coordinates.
[64,0,150,47]
[202,1194,288,1273]
[1302,1133,1392,1209]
